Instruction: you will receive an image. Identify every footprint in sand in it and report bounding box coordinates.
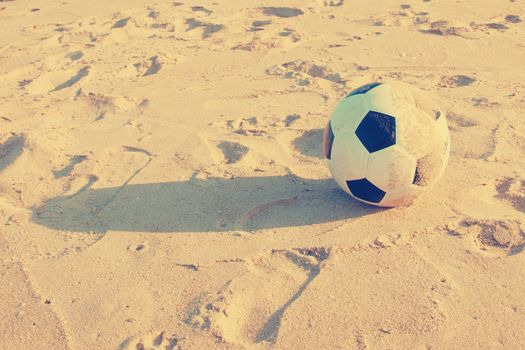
[67,51,84,61]
[439,75,476,88]
[261,7,303,18]
[232,12,304,50]
[77,91,149,121]
[278,27,301,42]
[147,9,160,19]
[282,60,345,84]
[324,0,344,7]
[446,111,479,129]
[270,60,345,85]
[0,134,25,172]
[191,6,212,16]
[447,219,525,256]
[505,15,521,24]
[51,67,90,91]
[186,248,329,347]
[118,331,178,350]
[217,141,249,164]
[118,56,164,78]
[27,67,90,94]
[496,177,525,214]
[249,19,272,31]
[419,21,469,37]
[471,15,522,32]
[284,114,300,127]
[470,97,498,108]
[141,56,162,76]
[81,91,114,120]
[368,9,430,28]
[233,39,279,52]
[483,23,509,31]
[112,17,131,29]
[449,176,525,219]
[211,116,268,136]
[185,18,224,39]
[292,129,324,159]
[127,242,149,253]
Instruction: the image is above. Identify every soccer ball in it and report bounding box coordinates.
[323,81,450,207]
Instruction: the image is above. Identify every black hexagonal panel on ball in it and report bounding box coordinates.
[346,178,386,203]
[355,111,396,153]
[346,82,381,98]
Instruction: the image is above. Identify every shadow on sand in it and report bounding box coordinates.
[32,175,380,233]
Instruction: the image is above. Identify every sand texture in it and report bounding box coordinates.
[1,0,524,349]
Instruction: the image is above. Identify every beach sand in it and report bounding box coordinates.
[1,0,524,349]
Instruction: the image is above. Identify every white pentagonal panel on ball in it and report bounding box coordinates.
[380,185,423,207]
[327,161,351,195]
[395,106,437,159]
[329,132,369,182]
[365,82,415,116]
[411,85,442,121]
[329,94,369,136]
[366,146,416,192]
[436,114,450,173]
[417,113,450,188]
[436,113,451,162]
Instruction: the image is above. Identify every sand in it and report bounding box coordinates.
[1,0,524,349]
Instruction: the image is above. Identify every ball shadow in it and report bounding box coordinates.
[31,175,380,233]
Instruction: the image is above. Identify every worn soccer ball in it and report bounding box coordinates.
[323,81,450,207]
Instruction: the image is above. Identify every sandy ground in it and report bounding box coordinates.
[1,0,524,349]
